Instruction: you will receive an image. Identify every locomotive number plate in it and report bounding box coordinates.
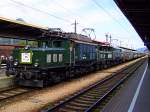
[21,53,31,63]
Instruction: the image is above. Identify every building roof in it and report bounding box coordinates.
[114,0,150,50]
[0,17,48,39]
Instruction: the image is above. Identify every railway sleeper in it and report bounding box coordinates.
[69,101,93,107]
[73,99,94,105]
[64,104,87,111]
[78,96,97,102]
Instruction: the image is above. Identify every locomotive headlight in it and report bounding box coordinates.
[13,61,18,66]
[34,62,39,67]
[34,59,39,67]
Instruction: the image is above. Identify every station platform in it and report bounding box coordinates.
[0,68,14,89]
[102,58,150,112]
[0,68,6,77]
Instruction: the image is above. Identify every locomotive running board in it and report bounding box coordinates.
[17,79,43,87]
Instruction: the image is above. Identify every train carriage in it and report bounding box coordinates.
[6,29,143,87]
[7,31,99,87]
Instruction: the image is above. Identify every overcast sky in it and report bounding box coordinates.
[0,0,145,49]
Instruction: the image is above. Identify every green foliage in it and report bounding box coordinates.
[17,41,26,46]
[27,41,38,47]
[17,40,38,47]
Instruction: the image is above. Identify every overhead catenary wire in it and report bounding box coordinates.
[51,0,83,20]
[9,0,88,33]
[50,0,91,32]
[91,0,133,37]
[112,2,139,39]
[9,0,72,23]
[50,0,87,31]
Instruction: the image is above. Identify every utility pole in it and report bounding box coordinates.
[105,33,109,42]
[71,20,78,34]
[105,33,112,46]
[110,34,112,45]
[105,33,112,44]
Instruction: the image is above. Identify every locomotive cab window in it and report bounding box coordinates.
[53,41,63,48]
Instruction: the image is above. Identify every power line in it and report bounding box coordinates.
[8,0,88,33]
[50,0,88,32]
[7,0,96,35]
[51,0,83,20]
[91,0,132,36]
[9,0,72,23]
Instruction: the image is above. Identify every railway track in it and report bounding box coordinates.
[41,59,145,112]
[0,87,34,102]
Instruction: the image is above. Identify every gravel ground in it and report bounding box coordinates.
[0,58,143,112]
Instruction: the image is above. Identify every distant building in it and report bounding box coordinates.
[0,37,23,45]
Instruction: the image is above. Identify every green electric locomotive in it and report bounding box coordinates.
[7,28,131,87]
[7,29,103,87]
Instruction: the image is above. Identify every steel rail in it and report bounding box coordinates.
[0,87,35,102]
[41,59,145,112]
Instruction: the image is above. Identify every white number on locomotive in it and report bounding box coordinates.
[21,53,31,63]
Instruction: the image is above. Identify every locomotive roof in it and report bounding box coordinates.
[119,46,136,51]
[63,33,95,44]
[63,33,113,46]
[92,40,111,46]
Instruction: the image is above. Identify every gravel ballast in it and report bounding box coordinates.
[0,58,143,112]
